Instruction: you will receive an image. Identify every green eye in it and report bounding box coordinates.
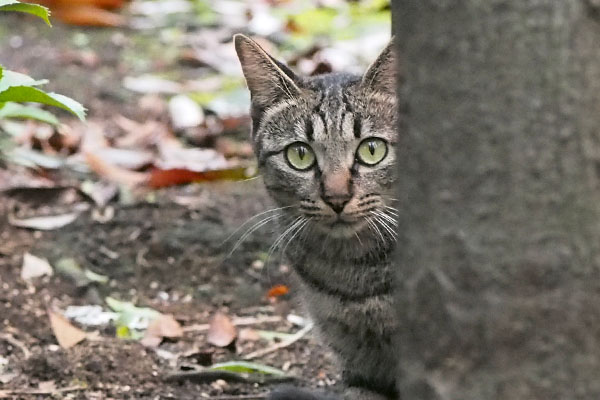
[356,138,388,166]
[286,142,316,171]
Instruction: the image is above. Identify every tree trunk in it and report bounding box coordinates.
[393,1,600,399]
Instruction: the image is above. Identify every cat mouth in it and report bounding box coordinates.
[329,219,356,227]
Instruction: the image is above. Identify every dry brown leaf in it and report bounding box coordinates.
[52,5,126,27]
[38,381,56,391]
[141,314,183,347]
[266,284,290,299]
[48,309,86,349]
[114,116,166,148]
[85,152,149,186]
[238,328,261,342]
[207,313,237,348]
[148,166,251,188]
[32,0,126,9]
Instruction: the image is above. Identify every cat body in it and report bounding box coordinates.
[234,35,399,400]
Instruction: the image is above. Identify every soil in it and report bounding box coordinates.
[0,182,339,399]
[0,14,339,400]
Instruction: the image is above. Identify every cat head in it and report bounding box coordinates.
[235,35,398,239]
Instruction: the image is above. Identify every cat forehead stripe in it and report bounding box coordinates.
[259,98,301,130]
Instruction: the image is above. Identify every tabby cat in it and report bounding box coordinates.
[234,34,399,400]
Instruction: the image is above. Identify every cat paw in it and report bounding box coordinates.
[268,386,340,400]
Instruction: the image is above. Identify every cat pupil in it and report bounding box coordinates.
[369,141,376,155]
[298,146,306,160]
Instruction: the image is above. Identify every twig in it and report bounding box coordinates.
[208,394,268,400]
[0,385,85,398]
[0,333,31,359]
[163,370,298,385]
[183,315,283,333]
[243,323,314,360]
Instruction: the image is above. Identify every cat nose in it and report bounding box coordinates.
[321,169,352,214]
[323,195,351,214]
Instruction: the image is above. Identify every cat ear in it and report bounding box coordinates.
[361,38,397,96]
[234,34,302,108]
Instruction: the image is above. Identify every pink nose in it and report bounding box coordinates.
[322,170,351,214]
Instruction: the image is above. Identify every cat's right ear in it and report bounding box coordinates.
[234,34,302,108]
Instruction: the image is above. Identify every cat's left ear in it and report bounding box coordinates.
[361,38,397,96]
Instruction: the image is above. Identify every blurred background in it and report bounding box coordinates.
[0,1,392,399]
[0,0,390,190]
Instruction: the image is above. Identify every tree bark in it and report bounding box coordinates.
[393,1,600,399]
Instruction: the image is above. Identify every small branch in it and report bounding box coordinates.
[0,333,31,359]
[163,370,298,385]
[243,322,314,360]
[183,315,283,333]
[0,385,85,398]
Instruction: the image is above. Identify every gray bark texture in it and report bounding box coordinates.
[393,1,600,399]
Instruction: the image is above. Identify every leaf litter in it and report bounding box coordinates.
[0,0,389,397]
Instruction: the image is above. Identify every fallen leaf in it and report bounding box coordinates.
[157,144,229,171]
[9,212,80,231]
[238,328,261,342]
[122,75,183,94]
[21,253,53,280]
[0,373,17,384]
[105,297,160,330]
[209,361,285,376]
[85,152,148,186]
[55,257,108,287]
[129,0,191,15]
[114,117,167,148]
[38,381,56,391]
[0,356,8,373]
[141,314,183,347]
[80,181,118,207]
[52,5,126,27]
[207,313,237,348]
[34,0,125,10]
[266,284,289,299]
[94,148,154,170]
[168,94,204,130]
[48,309,86,349]
[63,305,117,326]
[148,166,252,188]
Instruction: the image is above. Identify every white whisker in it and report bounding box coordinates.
[222,206,293,246]
[227,213,283,257]
[265,216,305,266]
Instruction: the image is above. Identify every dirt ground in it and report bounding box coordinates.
[0,181,339,399]
[0,13,341,400]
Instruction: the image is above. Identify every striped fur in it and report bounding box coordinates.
[234,35,399,400]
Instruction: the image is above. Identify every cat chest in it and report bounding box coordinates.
[301,285,397,339]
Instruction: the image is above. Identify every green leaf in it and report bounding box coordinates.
[84,269,109,284]
[115,325,144,340]
[209,361,285,376]
[287,7,337,36]
[0,69,48,92]
[0,86,86,120]
[0,102,59,125]
[105,297,160,331]
[256,330,296,341]
[0,0,51,26]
